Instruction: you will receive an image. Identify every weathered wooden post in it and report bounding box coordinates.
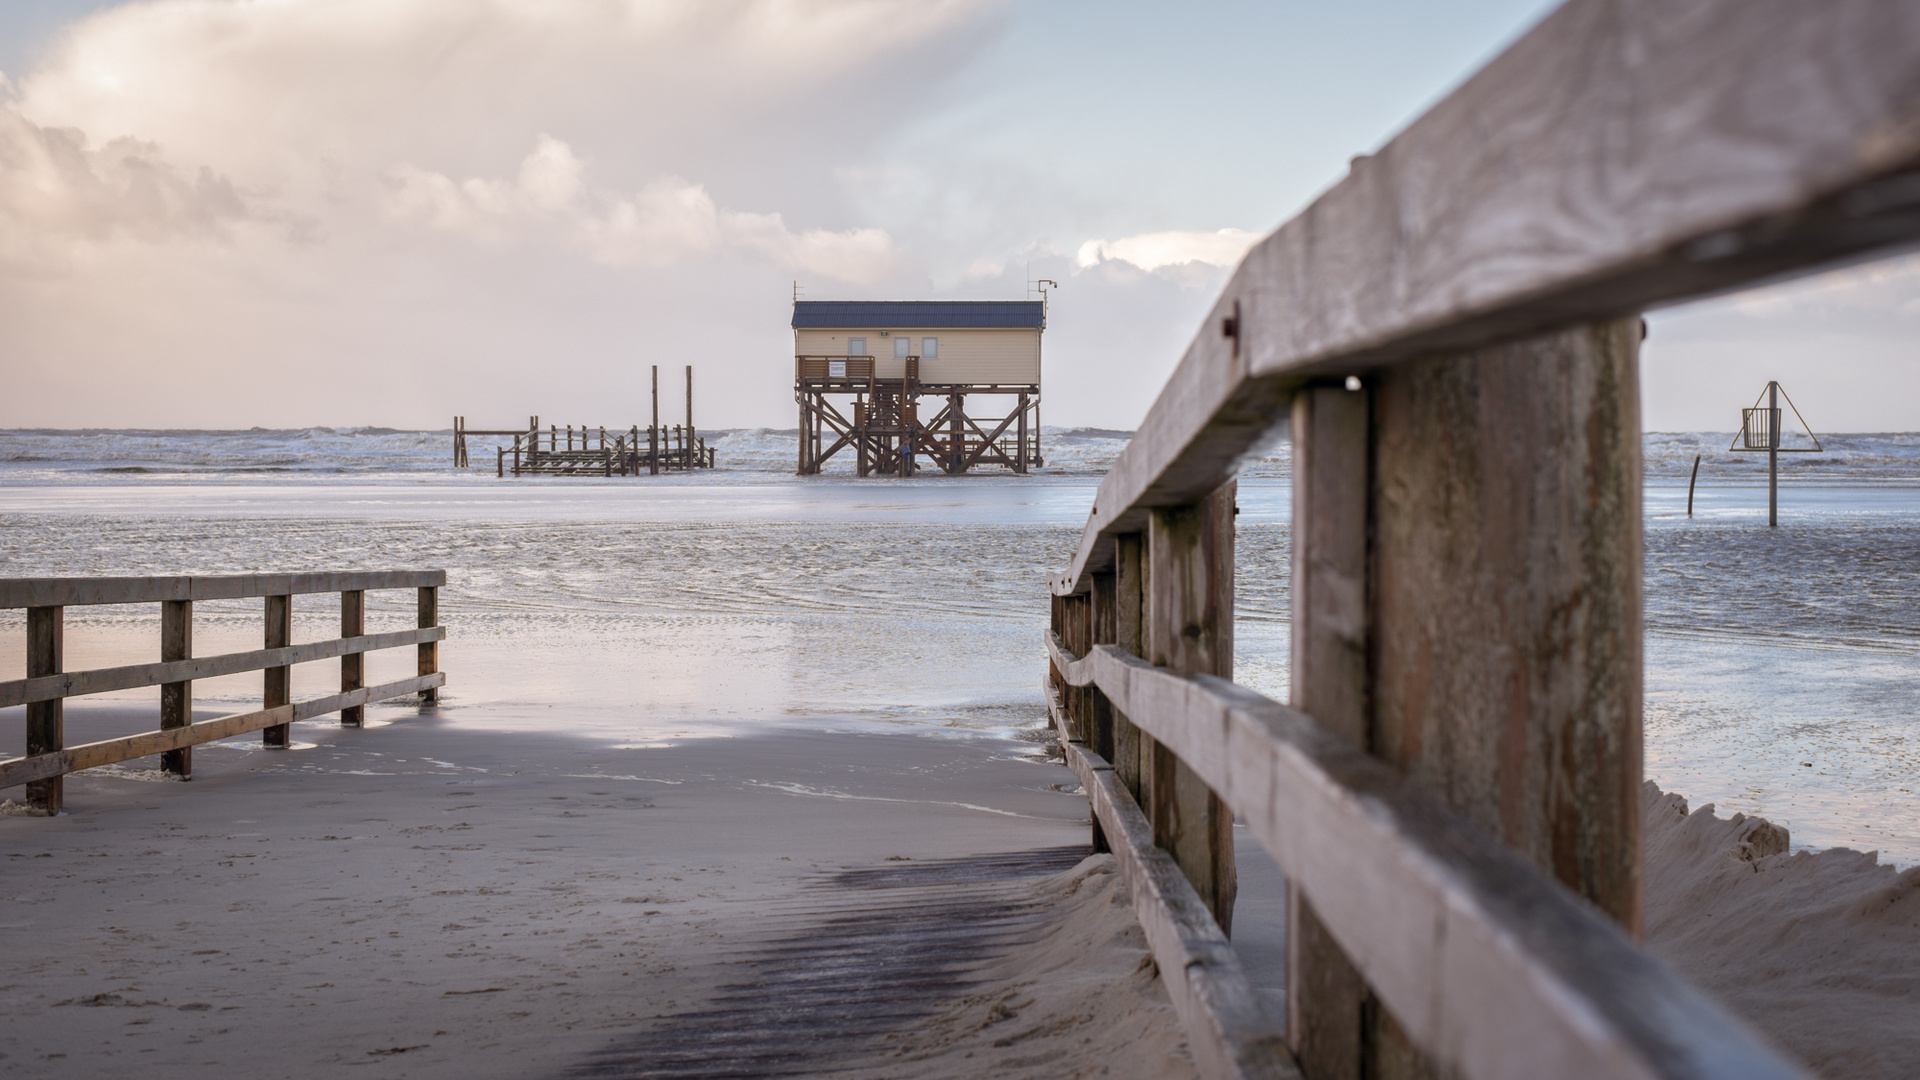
[1016,392,1029,474]
[1287,320,1643,1078]
[25,605,63,812]
[1145,483,1237,932]
[686,364,696,465]
[340,590,365,727]
[949,392,964,474]
[1112,533,1146,802]
[418,586,440,704]
[160,599,193,776]
[651,365,661,476]
[263,595,292,747]
[1286,383,1373,1079]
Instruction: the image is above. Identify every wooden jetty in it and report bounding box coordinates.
[455,364,715,477]
[0,572,446,814]
[1046,2,1920,1078]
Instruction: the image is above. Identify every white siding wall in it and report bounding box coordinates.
[795,328,1040,384]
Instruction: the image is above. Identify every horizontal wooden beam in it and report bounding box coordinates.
[1054,0,1920,594]
[1045,637,1806,1080]
[1044,678,1297,1080]
[0,627,445,708]
[0,674,445,791]
[0,571,447,609]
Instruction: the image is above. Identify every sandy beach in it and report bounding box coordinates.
[0,707,1212,1077]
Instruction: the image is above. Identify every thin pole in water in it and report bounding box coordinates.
[1687,453,1701,517]
[1768,379,1779,527]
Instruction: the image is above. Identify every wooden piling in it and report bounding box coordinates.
[25,606,63,812]
[651,366,661,476]
[160,599,193,777]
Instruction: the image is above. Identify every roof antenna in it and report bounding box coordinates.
[793,280,804,302]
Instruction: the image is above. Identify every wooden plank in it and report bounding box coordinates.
[341,590,365,727]
[25,606,63,813]
[160,599,192,778]
[0,706,295,791]
[1146,484,1237,932]
[263,595,291,747]
[292,673,446,724]
[0,674,444,792]
[0,627,447,708]
[1050,0,1920,597]
[0,571,446,609]
[1286,385,1373,1079]
[1045,635,1807,1080]
[1371,320,1644,932]
[1044,678,1298,1080]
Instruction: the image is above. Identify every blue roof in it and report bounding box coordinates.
[792,300,1044,329]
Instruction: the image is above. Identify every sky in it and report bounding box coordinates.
[0,0,1914,433]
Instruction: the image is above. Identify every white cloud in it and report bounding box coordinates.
[1729,253,1920,319]
[0,104,255,251]
[1075,227,1261,272]
[384,135,897,281]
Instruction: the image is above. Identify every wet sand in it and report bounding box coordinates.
[0,711,1199,1078]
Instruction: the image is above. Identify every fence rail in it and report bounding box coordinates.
[2,571,447,814]
[1043,1,1918,1077]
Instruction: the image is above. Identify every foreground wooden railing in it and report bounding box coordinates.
[1044,2,1920,1078]
[1,572,446,814]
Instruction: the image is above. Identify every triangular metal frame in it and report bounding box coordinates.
[1728,382,1823,453]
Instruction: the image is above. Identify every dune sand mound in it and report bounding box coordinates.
[1644,781,1920,1079]
[835,854,1198,1080]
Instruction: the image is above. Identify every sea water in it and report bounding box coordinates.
[0,427,1915,864]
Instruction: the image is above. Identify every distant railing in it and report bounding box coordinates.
[1,572,447,814]
[796,355,878,380]
[1043,2,1920,1078]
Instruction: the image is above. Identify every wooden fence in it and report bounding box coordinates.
[1,571,447,814]
[1045,2,1920,1078]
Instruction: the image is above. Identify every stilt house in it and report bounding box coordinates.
[792,300,1043,476]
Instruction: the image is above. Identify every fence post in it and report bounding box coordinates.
[1112,533,1146,803]
[1145,482,1236,932]
[160,599,193,778]
[341,590,365,727]
[418,586,440,704]
[25,605,63,813]
[263,595,292,747]
[1089,570,1118,763]
[1288,318,1640,1079]
[1287,385,1373,1080]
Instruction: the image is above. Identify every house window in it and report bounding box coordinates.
[921,337,938,360]
[895,336,911,359]
[847,337,866,355]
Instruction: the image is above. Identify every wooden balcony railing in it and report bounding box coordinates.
[796,355,878,379]
[1044,2,1920,1078]
[1,571,447,814]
